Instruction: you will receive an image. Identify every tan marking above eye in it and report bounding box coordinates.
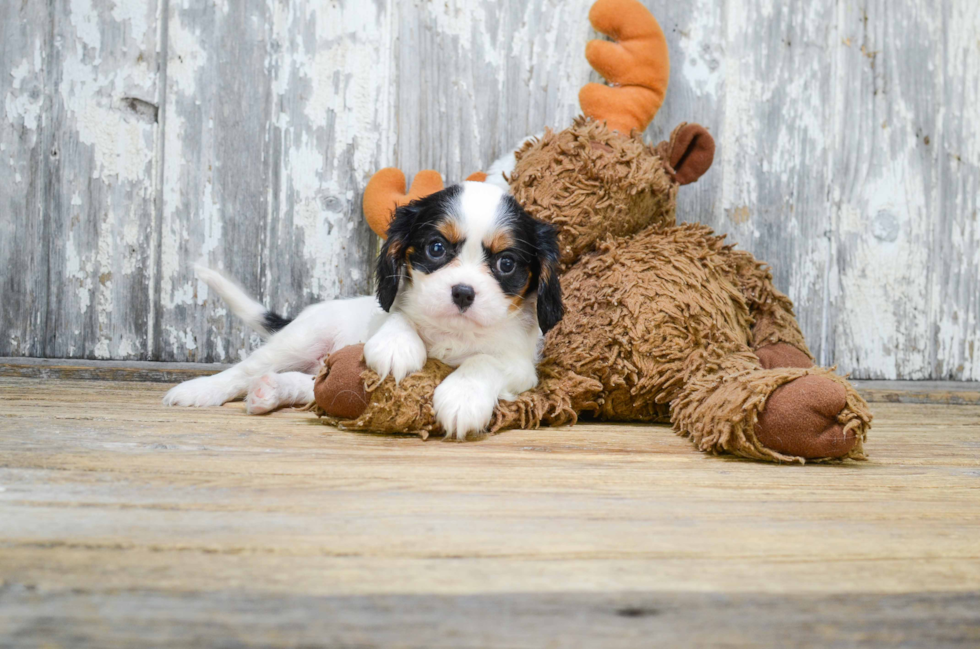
[506,277,532,312]
[484,229,515,254]
[436,219,464,244]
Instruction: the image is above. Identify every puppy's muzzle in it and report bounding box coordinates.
[451,284,476,312]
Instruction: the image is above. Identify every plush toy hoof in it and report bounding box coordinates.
[313,344,371,420]
[755,375,857,459]
[756,342,813,369]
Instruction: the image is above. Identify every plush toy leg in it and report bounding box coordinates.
[670,351,871,463]
[310,345,603,439]
[730,249,817,368]
[312,344,872,460]
[310,344,452,437]
[311,344,371,420]
[756,342,814,369]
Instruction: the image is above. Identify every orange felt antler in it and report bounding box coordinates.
[579,0,670,134]
[363,168,444,238]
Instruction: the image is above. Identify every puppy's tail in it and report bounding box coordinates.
[194,264,292,339]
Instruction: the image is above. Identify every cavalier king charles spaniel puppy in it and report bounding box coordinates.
[164,181,562,440]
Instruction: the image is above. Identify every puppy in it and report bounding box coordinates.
[365,181,562,437]
[164,181,562,440]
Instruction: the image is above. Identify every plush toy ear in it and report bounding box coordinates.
[668,123,715,185]
[364,168,444,238]
[375,202,419,311]
[534,221,564,334]
[466,171,488,182]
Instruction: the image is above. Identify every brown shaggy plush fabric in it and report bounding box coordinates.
[511,117,677,267]
[312,118,873,463]
[311,356,452,440]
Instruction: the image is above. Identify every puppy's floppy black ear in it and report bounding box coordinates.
[375,203,417,312]
[534,221,564,334]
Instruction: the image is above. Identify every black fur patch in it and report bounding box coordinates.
[481,194,537,298]
[376,185,463,311]
[263,311,293,334]
[533,219,563,334]
[375,184,563,334]
[484,195,563,333]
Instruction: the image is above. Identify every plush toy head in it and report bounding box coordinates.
[512,0,714,267]
[509,119,714,267]
[363,0,714,268]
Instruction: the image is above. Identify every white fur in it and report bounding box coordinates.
[194,264,274,339]
[163,294,385,411]
[246,372,317,415]
[362,312,428,383]
[365,181,543,440]
[485,134,540,192]
[433,353,537,439]
[165,177,545,437]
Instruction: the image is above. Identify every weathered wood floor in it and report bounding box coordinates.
[1,377,979,648]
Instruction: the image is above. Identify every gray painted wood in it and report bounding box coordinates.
[156,0,383,362]
[50,0,161,360]
[1,1,51,358]
[1,0,978,378]
[156,0,278,363]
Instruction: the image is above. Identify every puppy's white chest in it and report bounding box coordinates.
[423,332,475,368]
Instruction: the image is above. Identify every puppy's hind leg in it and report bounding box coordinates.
[246,372,316,415]
[163,326,309,409]
[164,295,382,409]
[162,364,253,407]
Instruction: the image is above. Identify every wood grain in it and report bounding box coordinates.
[0,377,978,646]
[0,0,50,359]
[49,0,161,360]
[0,357,230,382]
[2,590,977,648]
[1,0,979,379]
[3,358,979,406]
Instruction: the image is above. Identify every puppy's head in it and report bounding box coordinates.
[376,182,563,334]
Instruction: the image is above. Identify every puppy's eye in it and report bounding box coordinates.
[495,255,516,276]
[426,240,447,260]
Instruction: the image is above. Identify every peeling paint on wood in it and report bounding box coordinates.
[1,0,978,379]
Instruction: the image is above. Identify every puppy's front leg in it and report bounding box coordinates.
[363,312,427,383]
[433,354,538,440]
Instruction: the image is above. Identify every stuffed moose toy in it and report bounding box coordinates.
[310,0,872,463]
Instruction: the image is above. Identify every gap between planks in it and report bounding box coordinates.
[1,357,979,405]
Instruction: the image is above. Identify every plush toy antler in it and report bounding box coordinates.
[363,169,489,238]
[579,0,670,134]
[363,168,444,238]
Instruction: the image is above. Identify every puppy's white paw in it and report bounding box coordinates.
[246,374,281,415]
[363,329,427,383]
[433,374,498,440]
[163,375,236,408]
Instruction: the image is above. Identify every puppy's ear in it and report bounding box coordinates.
[534,221,564,334]
[375,203,417,312]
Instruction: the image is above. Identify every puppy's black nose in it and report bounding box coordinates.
[451,284,476,311]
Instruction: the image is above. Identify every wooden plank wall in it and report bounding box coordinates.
[1,0,978,379]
